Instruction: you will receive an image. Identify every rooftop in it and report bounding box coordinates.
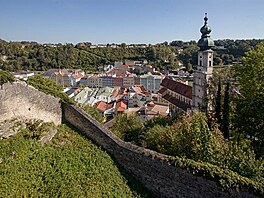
[160,77,192,99]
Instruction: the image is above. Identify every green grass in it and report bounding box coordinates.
[27,75,75,104]
[0,124,147,197]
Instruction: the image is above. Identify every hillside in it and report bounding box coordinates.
[1,38,264,72]
[0,122,148,197]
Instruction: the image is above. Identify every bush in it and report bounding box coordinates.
[27,75,74,104]
[0,123,146,197]
[82,104,104,123]
[0,69,14,85]
[111,114,143,144]
[169,156,263,196]
[144,112,263,182]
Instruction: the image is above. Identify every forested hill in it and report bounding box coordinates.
[0,38,263,72]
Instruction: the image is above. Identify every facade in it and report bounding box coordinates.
[87,76,103,88]
[157,77,192,113]
[128,85,152,108]
[44,69,84,87]
[51,73,72,87]
[139,74,163,93]
[192,14,214,111]
[102,76,113,87]
[112,77,123,87]
[123,75,135,87]
[79,77,88,86]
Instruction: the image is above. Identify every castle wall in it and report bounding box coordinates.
[62,103,256,198]
[0,81,61,125]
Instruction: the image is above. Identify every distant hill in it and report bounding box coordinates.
[1,38,263,72]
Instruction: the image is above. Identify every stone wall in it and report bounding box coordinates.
[62,103,257,198]
[0,81,61,125]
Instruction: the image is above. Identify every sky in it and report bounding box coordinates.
[0,0,263,44]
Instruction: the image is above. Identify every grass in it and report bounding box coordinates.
[0,124,149,197]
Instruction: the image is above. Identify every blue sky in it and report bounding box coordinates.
[0,0,263,44]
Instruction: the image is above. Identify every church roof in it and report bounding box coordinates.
[163,94,191,111]
[160,78,192,99]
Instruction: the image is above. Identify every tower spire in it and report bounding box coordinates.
[198,13,214,51]
[192,14,215,112]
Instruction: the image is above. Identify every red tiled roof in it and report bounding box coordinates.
[160,78,192,99]
[94,101,114,111]
[132,85,150,96]
[116,100,127,112]
[157,87,167,95]
[72,74,84,79]
[163,94,191,111]
[116,64,130,69]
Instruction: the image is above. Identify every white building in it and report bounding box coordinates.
[139,74,163,93]
[192,14,214,112]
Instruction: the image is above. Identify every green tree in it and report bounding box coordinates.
[215,79,222,125]
[82,105,104,123]
[234,43,264,158]
[111,114,143,144]
[222,82,230,139]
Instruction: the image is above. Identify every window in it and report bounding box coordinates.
[209,61,212,67]
[200,60,202,66]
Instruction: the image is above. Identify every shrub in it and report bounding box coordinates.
[27,75,74,104]
[0,69,14,86]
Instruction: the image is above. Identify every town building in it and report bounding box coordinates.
[157,14,214,114]
[13,71,34,80]
[102,76,113,87]
[43,69,84,87]
[87,75,103,88]
[123,74,136,87]
[128,85,152,108]
[157,77,192,113]
[192,14,214,111]
[139,74,163,93]
[74,87,93,104]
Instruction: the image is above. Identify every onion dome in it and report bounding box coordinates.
[198,13,214,50]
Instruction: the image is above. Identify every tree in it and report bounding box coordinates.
[111,114,143,144]
[234,42,264,158]
[120,43,126,48]
[222,82,230,139]
[82,105,104,123]
[169,40,184,48]
[215,79,222,125]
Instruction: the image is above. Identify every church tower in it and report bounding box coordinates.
[192,13,214,111]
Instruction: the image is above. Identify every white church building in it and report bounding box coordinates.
[158,14,215,113]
